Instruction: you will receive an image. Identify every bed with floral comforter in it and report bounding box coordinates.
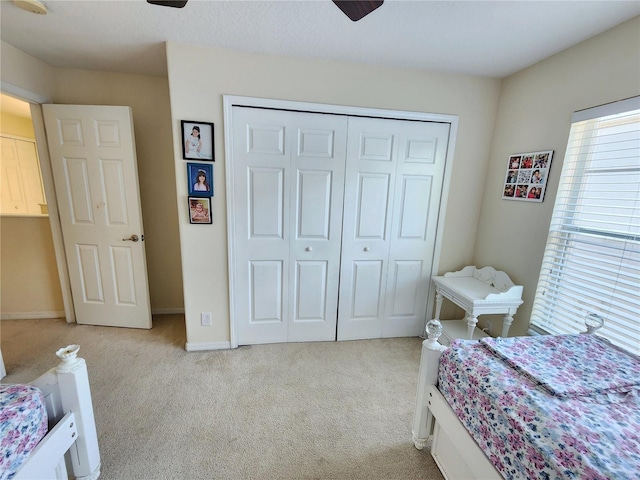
[0,384,48,480]
[438,334,640,479]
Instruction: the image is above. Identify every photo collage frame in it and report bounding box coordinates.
[502,150,553,203]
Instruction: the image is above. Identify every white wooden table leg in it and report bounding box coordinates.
[434,291,443,321]
[466,314,478,340]
[501,314,514,338]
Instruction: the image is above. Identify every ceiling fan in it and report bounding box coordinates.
[147,0,384,22]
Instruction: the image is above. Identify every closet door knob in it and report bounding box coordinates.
[305,247,313,252]
[363,247,370,252]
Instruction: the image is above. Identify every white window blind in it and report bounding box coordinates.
[530,97,640,355]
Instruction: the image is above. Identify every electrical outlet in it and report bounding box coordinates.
[201,312,212,326]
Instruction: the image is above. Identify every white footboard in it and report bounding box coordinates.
[14,345,101,480]
[412,321,446,449]
[412,320,501,480]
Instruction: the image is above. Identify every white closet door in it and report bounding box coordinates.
[337,117,450,340]
[232,107,347,345]
[383,119,450,337]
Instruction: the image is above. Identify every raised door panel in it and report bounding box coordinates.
[62,157,94,224]
[295,170,331,239]
[250,260,284,322]
[355,173,391,239]
[294,260,328,321]
[249,167,285,239]
[76,244,104,303]
[100,159,129,226]
[351,261,384,318]
[110,246,137,305]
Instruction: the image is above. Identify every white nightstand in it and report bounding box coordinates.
[431,266,523,345]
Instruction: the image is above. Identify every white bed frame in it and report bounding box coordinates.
[13,345,101,480]
[412,320,502,480]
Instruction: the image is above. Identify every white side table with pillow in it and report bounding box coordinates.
[432,266,523,345]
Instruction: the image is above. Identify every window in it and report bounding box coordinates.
[530,97,640,355]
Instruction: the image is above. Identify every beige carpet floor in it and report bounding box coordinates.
[1,316,443,480]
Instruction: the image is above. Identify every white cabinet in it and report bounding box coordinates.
[1,135,46,216]
[431,266,523,345]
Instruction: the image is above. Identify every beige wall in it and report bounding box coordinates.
[1,108,63,317]
[1,217,64,315]
[474,16,640,336]
[166,43,502,346]
[1,111,35,138]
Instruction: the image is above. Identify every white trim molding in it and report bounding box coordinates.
[1,311,65,320]
[185,341,231,352]
[151,308,185,315]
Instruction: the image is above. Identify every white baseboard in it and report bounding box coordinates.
[185,341,232,351]
[1,311,65,320]
[1,308,184,320]
[151,308,185,315]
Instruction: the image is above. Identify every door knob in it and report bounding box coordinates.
[363,247,370,252]
[305,246,313,252]
[123,234,139,242]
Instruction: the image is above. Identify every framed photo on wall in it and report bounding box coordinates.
[188,197,212,224]
[187,162,214,197]
[502,150,553,202]
[182,120,214,160]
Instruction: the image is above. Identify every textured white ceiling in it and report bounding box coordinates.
[1,0,639,78]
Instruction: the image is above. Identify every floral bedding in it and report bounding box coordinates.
[438,338,640,480]
[0,384,48,480]
[479,334,640,398]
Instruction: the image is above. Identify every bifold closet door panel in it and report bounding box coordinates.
[337,117,451,341]
[382,120,450,337]
[338,116,398,340]
[287,112,348,342]
[232,107,348,345]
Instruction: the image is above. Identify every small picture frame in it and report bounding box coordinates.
[182,120,214,160]
[188,197,212,224]
[187,162,213,197]
[502,150,553,202]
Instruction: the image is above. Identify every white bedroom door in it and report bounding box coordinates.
[337,116,450,340]
[42,104,152,329]
[232,107,348,344]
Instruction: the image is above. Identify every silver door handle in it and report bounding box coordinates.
[305,246,313,252]
[123,234,139,242]
[363,247,370,252]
